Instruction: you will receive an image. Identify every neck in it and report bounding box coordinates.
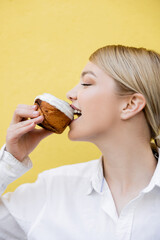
[91,112,158,193]
[96,140,157,193]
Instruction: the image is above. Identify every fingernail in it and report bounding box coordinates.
[37,115,43,120]
[33,111,39,116]
[32,105,37,109]
[34,115,43,123]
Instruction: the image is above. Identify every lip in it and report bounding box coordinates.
[70,104,81,111]
[70,115,81,125]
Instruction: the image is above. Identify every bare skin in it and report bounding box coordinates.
[66,61,157,216]
[6,104,52,162]
[5,61,157,217]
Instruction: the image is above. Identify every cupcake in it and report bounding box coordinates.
[34,93,74,134]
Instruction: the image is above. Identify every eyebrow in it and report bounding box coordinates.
[80,71,97,78]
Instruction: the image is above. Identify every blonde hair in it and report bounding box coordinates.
[89,45,160,152]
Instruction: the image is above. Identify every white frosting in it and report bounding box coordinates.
[34,93,74,120]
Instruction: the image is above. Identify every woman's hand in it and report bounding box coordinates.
[6,104,53,162]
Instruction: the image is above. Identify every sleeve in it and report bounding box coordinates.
[0,144,47,238]
[0,144,32,195]
[0,198,27,240]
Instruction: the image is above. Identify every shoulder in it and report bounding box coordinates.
[40,158,99,181]
[38,159,100,197]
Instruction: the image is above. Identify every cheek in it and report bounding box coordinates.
[68,94,119,141]
[81,90,119,128]
[80,89,111,114]
[78,88,101,112]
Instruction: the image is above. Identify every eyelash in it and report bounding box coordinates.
[81,84,91,86]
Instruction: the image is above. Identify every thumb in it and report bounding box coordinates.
[33,128,53,141]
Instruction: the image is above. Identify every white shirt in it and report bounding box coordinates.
[0,144,160,240]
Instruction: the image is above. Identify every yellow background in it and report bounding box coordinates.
[0,0,160,193]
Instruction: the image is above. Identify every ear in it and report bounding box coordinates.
[120,93,146,120]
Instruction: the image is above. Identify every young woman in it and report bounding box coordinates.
[0,45,160,240]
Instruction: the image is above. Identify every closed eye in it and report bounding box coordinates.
[81,84,92,86]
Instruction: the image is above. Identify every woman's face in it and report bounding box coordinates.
[66,61,121,143]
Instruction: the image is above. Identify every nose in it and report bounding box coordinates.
[66,84,79,101]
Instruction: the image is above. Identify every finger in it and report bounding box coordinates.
[12,122,36,140]
[17,104,37,110]
[33,128,53,140]
[11,105,40,125]
[7,115,44,141]
[16,115,44,129]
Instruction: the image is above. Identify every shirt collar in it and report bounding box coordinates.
[86,147,160,195]
[142,147,160,193]
[85,155,105,195]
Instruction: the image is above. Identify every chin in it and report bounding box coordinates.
[67,128,94,143]
[68,130,84,141]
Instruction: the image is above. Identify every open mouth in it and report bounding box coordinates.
[73,110,82,120]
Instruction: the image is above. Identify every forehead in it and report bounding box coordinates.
[81,61,115,83]
[81,61,105,77]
